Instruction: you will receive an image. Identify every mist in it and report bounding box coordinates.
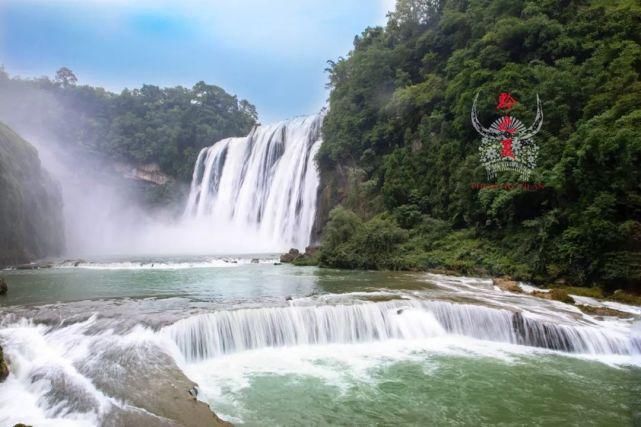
[0,80,195,257]
[0,75,322,258]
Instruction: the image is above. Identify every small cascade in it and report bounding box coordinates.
[183,114,323,251]
[162,299,641,363]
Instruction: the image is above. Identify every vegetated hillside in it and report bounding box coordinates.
[317,0,641,290]
[0,122,64,266]
[0,68,257,183]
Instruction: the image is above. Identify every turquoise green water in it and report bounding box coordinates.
[218,354,640,426]
[1,259,640,426]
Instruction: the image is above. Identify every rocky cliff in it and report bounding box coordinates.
[0,122,64,266]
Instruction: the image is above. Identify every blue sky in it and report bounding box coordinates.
[0,0,395,122]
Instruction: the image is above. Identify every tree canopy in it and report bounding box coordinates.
[0,68,257,181]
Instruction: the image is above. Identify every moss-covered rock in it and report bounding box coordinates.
[549,289,575,304]
[493,278,522,293]
[0,344,9,382]
[0,122,64,266]
[577,304,631,319]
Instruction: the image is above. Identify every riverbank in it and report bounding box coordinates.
[281,245,641,310]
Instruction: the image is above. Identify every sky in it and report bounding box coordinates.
[0,0,396,122]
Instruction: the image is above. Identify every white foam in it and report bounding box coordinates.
[54,258,278,270]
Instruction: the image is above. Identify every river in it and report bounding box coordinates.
[1,256,640,426]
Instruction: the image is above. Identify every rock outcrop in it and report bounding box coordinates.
[280,246,320,265]
[280,248,301,263]
[114,162,171,186]
[0,122,65,267]
[0,344,9,381]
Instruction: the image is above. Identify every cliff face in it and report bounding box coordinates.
[0,122,64,266]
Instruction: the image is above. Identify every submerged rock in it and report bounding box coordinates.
[15,263,38,270]
[0,277,7,295]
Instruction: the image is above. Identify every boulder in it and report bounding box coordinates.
[0,277,7,295]
[280,248,301,263]
[251,258,260,264]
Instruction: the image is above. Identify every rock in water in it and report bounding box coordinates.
[280,248,301,263]
[0,277,7,295]
[0,344,9,381]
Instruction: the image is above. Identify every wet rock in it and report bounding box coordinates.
[280,248,301,263]
[533,288,574,304]
[285,296,293,302]
[577,304,630,318]
[511,311,574,352]
[0,344,9,381]
[251,258,260,264]
[512,312,526,342]
[0,277,7,295]
[13,424,32,427]
[550,289,574,304]
[188,385,199,399]
[273,262,282,266]
[493,277,522,293]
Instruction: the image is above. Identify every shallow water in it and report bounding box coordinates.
[1,257,640,426]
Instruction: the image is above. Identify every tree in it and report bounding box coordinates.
[55,67,78,87]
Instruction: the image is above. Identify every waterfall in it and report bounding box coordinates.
[183,114,323,251]
[162,299,641,362]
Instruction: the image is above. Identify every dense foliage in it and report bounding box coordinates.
[0,122,64,266]
[318,0,641,290]
[0,69,257,181]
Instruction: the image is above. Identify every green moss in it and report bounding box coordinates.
[557,286,605,299]
[608,291,641,306]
